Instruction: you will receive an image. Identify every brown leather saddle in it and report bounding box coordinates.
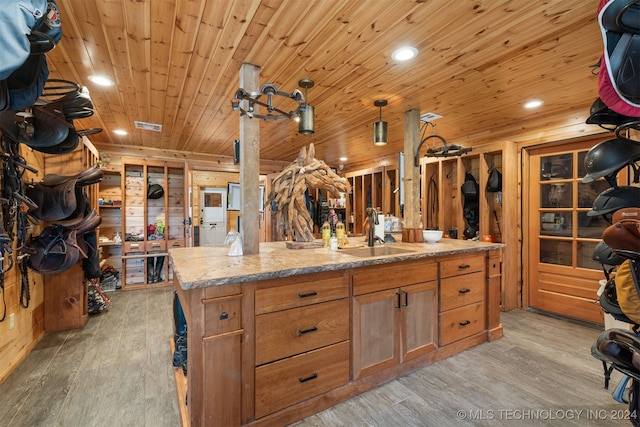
[603,207,640,260]
[0,80,100,155]
[26,164,103,221]
[25,208,102,275]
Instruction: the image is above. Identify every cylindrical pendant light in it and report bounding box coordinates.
[373,99,388,146]
[298,79,315,134]
[298,103,314,135]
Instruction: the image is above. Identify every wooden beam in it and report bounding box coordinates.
[239,63,260,255]
[403,109,421,232]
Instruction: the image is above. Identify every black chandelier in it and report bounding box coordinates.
[231,78,315,134]
[414,121,471,166]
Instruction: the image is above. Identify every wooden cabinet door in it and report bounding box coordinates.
[526,140,611,324]
[400,281,438,362]
[352,288,400,380]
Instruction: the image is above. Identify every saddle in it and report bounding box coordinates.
[26,164,103,221]
[25,208,101,275]
[593,328,640,380]
[597,0,640,116]
[0,80,97,155]
[603,207,640,260]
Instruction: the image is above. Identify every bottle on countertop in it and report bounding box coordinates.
[330,233,338,251]
[322,221,331,247]
[336,221,345,247]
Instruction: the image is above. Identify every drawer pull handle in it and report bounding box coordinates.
[298,326,318,336]
[458,288,471,294]
[172,243,181,247]
[459,320,471,326]
[131,244,139,248]
[298,291,317,298]
[458,264,470,269]
[298,373,318,383]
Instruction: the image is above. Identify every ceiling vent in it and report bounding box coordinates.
[134,121,162,132]
[420,112,442,123]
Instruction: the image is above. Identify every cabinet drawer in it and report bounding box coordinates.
[353,259,437,296]
[123,241,144,253]
[440,271,485,311]
[168,239,185,249]
[256,275,349,314]
[440,253,485,278]
[256,299,349,365]
[203,295,242,338]
[255,341,349,419]
[439,301,485,346]
[146,240,167,252]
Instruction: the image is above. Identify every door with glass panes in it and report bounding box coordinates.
[527,139,614,324]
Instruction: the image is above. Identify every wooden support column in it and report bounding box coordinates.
[402,109,422,242]
[239,63,260,254]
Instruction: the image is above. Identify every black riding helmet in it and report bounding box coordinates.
[587,186,640,217]
[582,138,640,184]
[592,240,626,266]
[147,183,164,199]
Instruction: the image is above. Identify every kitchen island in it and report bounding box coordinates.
[170,239,504,427]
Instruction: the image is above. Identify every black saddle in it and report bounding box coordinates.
[26,164,103,221]
[593,328,640,381]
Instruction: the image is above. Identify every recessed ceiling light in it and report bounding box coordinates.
[391,46,418,61]
[114,129,128,135]
[523,99,543,109]
[339,157,348,162]
[88,75,114,87]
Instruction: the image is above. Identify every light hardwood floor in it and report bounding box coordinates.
[0,285,632,427]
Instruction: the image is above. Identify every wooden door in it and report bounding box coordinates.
[527,139,611,323]
[352,288,400,379]
[400,281,438,362]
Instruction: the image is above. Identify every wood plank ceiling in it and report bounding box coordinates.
[47,0,603,168]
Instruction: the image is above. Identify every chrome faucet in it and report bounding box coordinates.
[366,207,379,247]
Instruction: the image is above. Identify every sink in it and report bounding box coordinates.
[340,246,415,257]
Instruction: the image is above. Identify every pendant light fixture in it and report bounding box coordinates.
[297,78,315,135]
[231,78,315,135]
[373,99,388,146]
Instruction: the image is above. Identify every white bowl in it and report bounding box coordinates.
[423,230,443,243]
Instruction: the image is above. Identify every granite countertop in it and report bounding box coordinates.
[170,239,504,290]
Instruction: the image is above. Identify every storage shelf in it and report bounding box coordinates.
[121,158,187,289]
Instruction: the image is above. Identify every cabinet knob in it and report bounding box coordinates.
[219,312,229,320]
